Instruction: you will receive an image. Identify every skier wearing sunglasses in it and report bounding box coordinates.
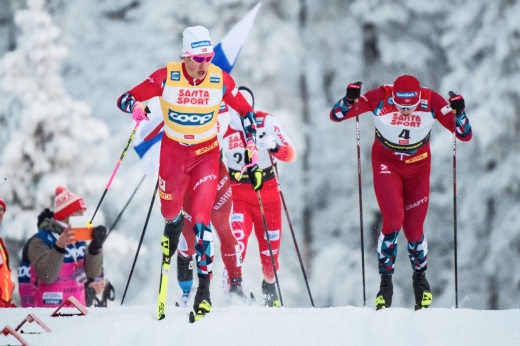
[116,25,262,322]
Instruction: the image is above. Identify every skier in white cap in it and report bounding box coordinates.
[116,25,263,322]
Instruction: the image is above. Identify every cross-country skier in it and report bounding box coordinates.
[222,86,297,307]
[330,75,472,310]
[116,26,263,322]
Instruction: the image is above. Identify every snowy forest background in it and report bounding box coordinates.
[0,0,519,311]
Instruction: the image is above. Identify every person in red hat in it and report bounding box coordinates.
[18,186,107,308]
[0,197,16,307]
[330,75,472,311]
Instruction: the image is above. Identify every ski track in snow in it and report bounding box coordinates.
[2,305,520,345]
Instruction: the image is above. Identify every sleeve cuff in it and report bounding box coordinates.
[53,243,66,254]
[270,144,280,153]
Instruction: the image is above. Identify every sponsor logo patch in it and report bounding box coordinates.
[159,190,172,200]
[265,230,280,241]
[191,40,211,49]
[395,91,418,98]
[380,164,391,174]
[405,152,428,164]
[209,73,221,83]
[261,249,279,256]
[231,213,244,222]
[159,177,166,191]
[195,140,218,155]
[170,71,180,81]
[42,292,63,305]
[168,110,214,126]
[405,196,429,210]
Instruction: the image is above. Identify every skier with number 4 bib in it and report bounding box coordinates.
[330,75,472,310]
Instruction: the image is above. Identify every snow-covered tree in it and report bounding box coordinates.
[0,0,109,242]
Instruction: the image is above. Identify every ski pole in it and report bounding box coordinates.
[107,174,146,236]
[354,89,367,307]
[121,178,159,305]
[91,122,141,224]
[449,91,459,308]
[256,189,283,306]
[269,155,315,307]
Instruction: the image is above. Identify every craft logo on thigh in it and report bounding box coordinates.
[192,173,217,191]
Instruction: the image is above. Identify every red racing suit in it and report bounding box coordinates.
[117,62,255,278]
[222,109,297,283]
[330,84,472,274]
[179,158,243,279]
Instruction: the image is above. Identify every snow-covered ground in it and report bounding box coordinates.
[2,304,520,345]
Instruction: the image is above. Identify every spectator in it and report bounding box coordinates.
[0,197,16,308]
[19,186,107,307]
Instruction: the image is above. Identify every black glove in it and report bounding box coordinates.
[448,91,465,115]
[244,149,264,191]
[89,225,107,255]
[345,81,363,102]
[37,208,54,228]
[247,165,264,191]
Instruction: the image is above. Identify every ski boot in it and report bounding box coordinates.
[261,280,281,307]
[413,271,432,310]
[229,277,246,298]
[189,277,212,323]
[375,274,393,310]
[176,255,194,307]
[229,277,255,304]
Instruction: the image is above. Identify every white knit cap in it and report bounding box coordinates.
[181,26,213,57]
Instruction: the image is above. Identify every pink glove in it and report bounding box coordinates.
[240,139,259,176]
[132,102,149,123]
